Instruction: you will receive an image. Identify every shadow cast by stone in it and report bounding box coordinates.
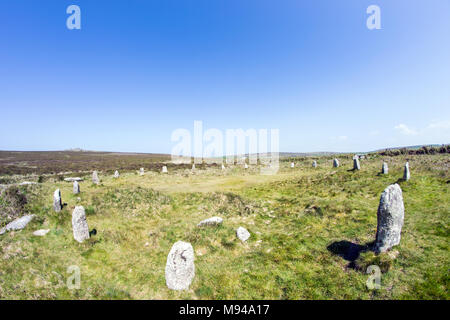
[393,178,405,185]
[327,240,374,266]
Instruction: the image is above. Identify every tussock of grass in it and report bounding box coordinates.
[354,251,393,273]
[0,186,29,225]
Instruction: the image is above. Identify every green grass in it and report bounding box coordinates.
[0,154,448,299]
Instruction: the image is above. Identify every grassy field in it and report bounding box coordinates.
[0,152,448,299]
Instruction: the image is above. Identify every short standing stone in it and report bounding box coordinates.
[64,177,83,182]
[139,168,144,176]
[333,159,339,168]
[92,171,100,185]
[73,181,80,194]
[244,163,248,169]
[0,214,35,235]
[312,161,317,168]
[236,227,250,242]
[382,162,388,174]
[33,229,50,236]
[19,181,37,186]
[165,241,195,290]
[403,162,410,181]
[374,184,404,253]
[53,189,62,212]
[162,166,168,173]
[353,157,360,170]
[197,216,223,227]
[71,206,90,243]
[114,170,120,178]
[290,162,295,168]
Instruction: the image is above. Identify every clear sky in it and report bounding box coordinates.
[1,0,449,153]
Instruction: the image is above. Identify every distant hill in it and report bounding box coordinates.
[279,152,344,157]
[373,144,449,156]
[65,148,84,152]
[372,144,446,152]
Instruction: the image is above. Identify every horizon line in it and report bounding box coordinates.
[0,143,448,156]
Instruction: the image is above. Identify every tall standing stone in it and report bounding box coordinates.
[353,156,360,170]
[139,168,145,176]
[403,162,410,181]
[114,170,120,178]
[244,163,248,169]
[73,181,80,194]
[192,164,195,170]
[290,162,295,168]
[53,189,62,212]
[72,206,90,243]
[221,164,226,170]
[92,171,100,185]
[382,162,388,174]
[162,166,168,173]
[312,161,317,168]
[333,159,339,168]
[165,241,195,290]
[374,184,405,253]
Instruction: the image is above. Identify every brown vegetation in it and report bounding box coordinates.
[0,186,28,225]
[0,151,172,176]
[377,145,450,156]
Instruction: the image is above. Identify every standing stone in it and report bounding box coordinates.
[64,177,83,182]
[0,215,35,235]
[236,227,250,242]
[73,181,80,194]
[53,189,62,212]
[165,241,195,290]
[374,184,405,253]
[244,163,248,169]
[290,162,295,168]
[192,164,195,170]
[19,181,37,186]
[139,168,145,176]
[333,159,339,168]
[114,170,120,178]
[162,166,168,173]
[382,162,388,174]
[403,162,410,181]
[353,157,360,170]
[71,206,90,243]
[33,229,50,236]
[92,171,100,185]
[197,216,223,227]
[221,164,226,170]
[312,161,317,168]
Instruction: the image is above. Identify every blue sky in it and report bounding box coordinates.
[1,0,449,153]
